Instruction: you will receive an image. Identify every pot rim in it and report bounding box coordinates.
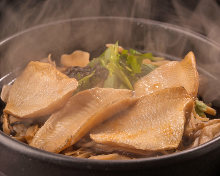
[1,16,220,171]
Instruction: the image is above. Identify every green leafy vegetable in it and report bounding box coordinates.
[127,55,142,74]
[137,64,158,78]
[100,42,133,89]
[66,42,159,91]
[77,71,95,91]
[195,100,208,116]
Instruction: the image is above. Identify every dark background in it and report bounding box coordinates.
[0,0,219,40]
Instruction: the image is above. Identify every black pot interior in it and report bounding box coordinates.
[0,17,220,176]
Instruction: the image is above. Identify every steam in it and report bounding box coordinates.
[0,0,219,42]
[171,0,220,42]
[0,0,219,104]
[169,0,220,104]
[0,0,100,39]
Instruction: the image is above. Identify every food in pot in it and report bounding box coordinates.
[0,43,218,160]
[90,87,193,152]
[30,88,136,153]
[134,52,199,98]
[4,61,78,118]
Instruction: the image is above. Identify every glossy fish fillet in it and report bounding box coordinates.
[134,52,199,98]
[30,88,136,153]
[90,87,193,151]
[4,61,78,118]
[1,85,11,102]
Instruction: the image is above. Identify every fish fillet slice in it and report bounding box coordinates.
[4,61,78,118]
[134,52,199,98]
[30,88,136,153]
[90,87,193,152]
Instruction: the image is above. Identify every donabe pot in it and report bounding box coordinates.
[0,17,220,176]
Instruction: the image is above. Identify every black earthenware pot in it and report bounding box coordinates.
[0,17,220,176]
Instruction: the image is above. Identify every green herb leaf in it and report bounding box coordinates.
[77,71,95,91]
[139,64,158,76]
[195,100,208,111]
[100,42,133,89]
[126,55,143,74]
[72,43,159,91]
[141,53,164,61]
[129,48,141,55]
[103,72,118,88]
[195,100,208,116]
